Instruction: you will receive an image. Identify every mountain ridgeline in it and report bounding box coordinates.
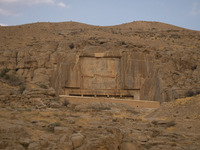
[0,21,200,102]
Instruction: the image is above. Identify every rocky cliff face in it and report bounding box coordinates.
[0,21,200,102]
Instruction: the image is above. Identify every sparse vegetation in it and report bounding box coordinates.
[186,90,200,97]
[53,97,60,101]
[19,84,26,94]
[186,90,195,97]
[69,43,74,49]
[191,65,197,70]
[165,120,176,127]
[53,113,59,117]
[0,68,10,77]
[197,90,200,95]
[90,105,111,111]
[0,68,22,86]
[39,84,48,89]
[121,41,126,45]
[62,99,70,106]
[0,21,200,150]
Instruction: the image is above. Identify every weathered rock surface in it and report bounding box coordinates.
[120,142,143,150]
[0,95,200,149]
[0,21,200,102]
[54,126,72,135]
[71,133,85,148]
[0,21,200,150]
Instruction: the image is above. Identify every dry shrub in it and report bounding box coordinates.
[62,99,70,106]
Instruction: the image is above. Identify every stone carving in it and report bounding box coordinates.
[51,51,157,100]
[0,21,200,102]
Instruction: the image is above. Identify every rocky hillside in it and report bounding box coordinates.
[0,93,200,149]
[0,21,200,102]
[0,21,200,150]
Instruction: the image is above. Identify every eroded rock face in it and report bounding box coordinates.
[0,21,200,102]
[50,49,200,101]
[51,51,156,101]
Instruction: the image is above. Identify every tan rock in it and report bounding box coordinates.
[71,133,85,148]
[62,142,73,150]
[54,127,71,134]
[120,142,143,150]
[0,21,200,103]
[28,142,40,150]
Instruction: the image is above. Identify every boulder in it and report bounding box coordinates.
[71,133,85,148]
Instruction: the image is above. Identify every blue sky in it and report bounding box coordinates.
[0,0,200,30]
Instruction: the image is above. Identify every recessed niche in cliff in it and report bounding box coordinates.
[51,51,157,100]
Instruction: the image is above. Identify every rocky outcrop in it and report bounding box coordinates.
[0,21,200,102]
[1,96,200,150]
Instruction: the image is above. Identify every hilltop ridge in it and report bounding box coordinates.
[0,21,200,150]
[0,21,200,102]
